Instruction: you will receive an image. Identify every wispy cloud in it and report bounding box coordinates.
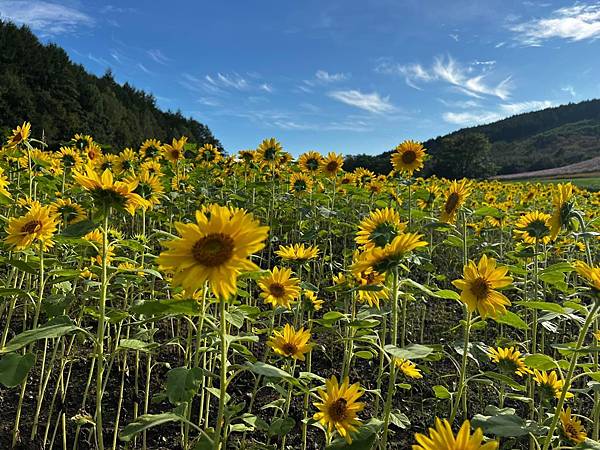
[137,63,154,75]
[443,100,554,125]
[0,1,93,35]
[315,70,349,83]
[511,3,600,45]
[147,49,170,65]
[328,90,395,113]
[562,85,577,97]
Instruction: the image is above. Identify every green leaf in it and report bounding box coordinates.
[471,407,532,437]
[246,362,293,380]
[384,344,433,360]
[389,410,410,429]
[481,372,526,391]
[120,413,184,442]
[434,290,460,301]
[131,298,201,317]
[268,417,295,437]
[0,353,35,387]
[118,339,158,353]
[524,354,557,370]
[515,301,566,314]
[166,367,203,405]
[433,385,451,399]
[1,317,82,354]
[493,311,528,330]
[61,219,98,237]
[326,418,383,450]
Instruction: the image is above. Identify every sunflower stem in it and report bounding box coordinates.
[214,294,229,449]
[450,310,472,423]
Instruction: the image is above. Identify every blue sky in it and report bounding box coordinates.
[1,0,600,155]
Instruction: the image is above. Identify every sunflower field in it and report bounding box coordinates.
[0,122,599,450]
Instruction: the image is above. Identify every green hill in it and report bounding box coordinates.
[345,99,600,177]
[0,21,221,150]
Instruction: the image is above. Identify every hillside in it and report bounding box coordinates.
[0,21,221,150]
[345,99,600,177]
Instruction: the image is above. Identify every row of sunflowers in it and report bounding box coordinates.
[0,121,599,449]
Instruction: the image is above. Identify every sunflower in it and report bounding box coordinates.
[171,173,193,192]
[321,152,344,177]
[83,229,115,265]
[353,168,375,186]
[440,179,471,223]
[163,136,187,162]
[238,149,257,164]
[93,154,118,172]
[258,266,300,309]
[304,290,324,311]
[289,173,313,194]
[298,151,323,172]
[139,139,163,160]
[268,324,313,361]
[73,165,148,214]
[395,359,423,379]
[275,243,320,262]
[140,160,163,176]
[50,199,87,225]
[533,370,573,400]
[197,143,222,165]
[71,133,94,151]
[391,140,426,176]
[488,347,532,377]
[452,254,512,319]
[125,171,164,209]
[352,233,427,274]
[560,407,587,444]
[514,211,552,245]
[85,142,102,161]
[256,138,282,165]
[19,148,55,174]
[353,264,389,308]
[573,261,600,290]
[114,148,138,174]
[550,183,574,240]
[313,376,365,444]
[7,122,31,147]
[5,204,59,251]
[0,167,12,199]
[417,184,440,210]
[57,147,83,170]
[356,207,406,250]
[157,204,268,298]
[412,419,498,450]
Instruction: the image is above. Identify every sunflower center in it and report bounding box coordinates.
[445,193,460,214]
[269,282,286,298]
[565,422,578,436]
[11,132,23,144]
[523,219,550,238]
[307,158,319,171]
[281,342,297,355]
[326,161,339,172]
[370,222,397,247]
[293,180,307,191]
[471,277,490,299]
[172,150,181,159]
[264,147,277,160]
[401,150,417,164]
[328,398,348,422]
[21,220,42,235]
[146,146,159,158]
[62,155,76,167]
[191,233,235,267]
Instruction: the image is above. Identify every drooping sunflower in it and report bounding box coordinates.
[356,207,406,250]
[321,152,344,177]
[440,179,471,223]
[550,183,574,240]
[139,139,163,160]
[197,143,222,165]
[395,359,423,379]
[19,148,55,174]
[256,138,282,166]
[298,151,323,172]
[412,418,498,450]
[560,407,587,444]
[313,376,365,444]
[268,323,313,361]
[289,173,313,194]
[157,205,269,298]
[7,122,31,147]
[83,229,115,265]
[50,199,87,225]
[163,136,187,162]
[5,204,59,251]
[258,266,300,309]
[57,147,83,170]
[352,233,427,274]
[125,171,164,209]
[0,167,12,199]
[353,167,375,186]
[514,211,552,245]
[275,243,320,262]
[352,263,389,308]
[391,140,426,176]
[73,165,148,214]
[114,148,138,174]
[488,347,532,377]
[452,254,512,319]
[533,370,573,400]
[304,290,324,311]
[417,184,440,210]
[573,261,600,290]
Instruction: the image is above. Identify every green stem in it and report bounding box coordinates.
[214,295,229,449]
[450,311,472,422]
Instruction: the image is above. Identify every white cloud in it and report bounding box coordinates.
[511,3,600,45]
[443,100,554,125]
[500,100,553,115]
[147,49,170,65]
[561,85,577,97]
[315,70,349,82]
[260,83,273,93]
[0,1,93,35]
[217,72,248,90]
[328,90,395,113]
[137,63,153,75]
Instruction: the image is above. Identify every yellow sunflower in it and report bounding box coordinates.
[258,266,300,309]
[321,152,344,177]
[268,324,313,361]
[313,376,365,444]
[92,154,118,172]
[395,359,423,379]
[412,418,498,450]
[560,407,587,444]
[57,146,83,170]
[157,204,268,298]
[533,370,573,400]
[440,179,471,223]
[452,254,512,319]
[298,151,323,172]
[275,243,320,262]
[488,347,532,377]
[391,140,426,176]
[256,138,282,165]
[140,160,163,176]
[5,204,59,251]
[417,184,440,210]
[197,143,222,165]
[356,207,406,250]
[352,233,427,274]
[7,122,31,147]
[353,265,389,308]
[163,136,187,162]
[114,148,138,174]
[124,171,164,209]
[74,165,148,214]
[71,133,94,152]
[573,261,600,290]
[85,142,102,161]
[304,290,324,311]
[550,183,574,240]
[83,229,115,265]
[289,173,313,194]
[50,199,87,225]
[0,167,12,199]
[353,168,375,186]
[139,139,163,160]
[514,211,552,245]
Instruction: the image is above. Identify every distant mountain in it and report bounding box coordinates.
[0,21,221,151]
[345,99,600,177]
